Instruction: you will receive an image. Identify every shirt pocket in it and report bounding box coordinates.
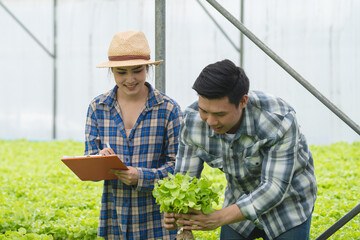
[243,154,262,177]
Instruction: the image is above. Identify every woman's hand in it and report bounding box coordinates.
[110,167,139,186]
[99,147,115,156]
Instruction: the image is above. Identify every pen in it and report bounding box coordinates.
[106,142,111,149]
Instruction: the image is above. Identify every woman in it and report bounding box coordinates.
[84,31,182,240]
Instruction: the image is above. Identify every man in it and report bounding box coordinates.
[164,59,317,240]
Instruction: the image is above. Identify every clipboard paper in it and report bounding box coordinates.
[61,155,128,181]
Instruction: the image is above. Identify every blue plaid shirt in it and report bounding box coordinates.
[175,91,317,239]
[85,83,182,240]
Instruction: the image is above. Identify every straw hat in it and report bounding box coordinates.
[97,31,163,68]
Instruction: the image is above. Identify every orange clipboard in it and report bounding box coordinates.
[61,155,128,181]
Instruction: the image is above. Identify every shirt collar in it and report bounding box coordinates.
[98,85,117,108]
[145,82,164,111]
[237,105,257,137]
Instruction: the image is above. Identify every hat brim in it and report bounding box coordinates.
[96,59,163,68]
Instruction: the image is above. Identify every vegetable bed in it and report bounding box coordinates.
[0,140,359,239]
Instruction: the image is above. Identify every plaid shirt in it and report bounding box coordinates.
[175,90,317,239]
[85,83,182,240]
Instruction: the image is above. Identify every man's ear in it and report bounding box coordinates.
[240,94,248,109]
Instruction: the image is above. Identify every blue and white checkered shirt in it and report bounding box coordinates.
[175,90,317,239]
[85,83,182,240]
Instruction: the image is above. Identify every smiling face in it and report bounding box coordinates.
[198,95,248,134]
[112,65,148,98]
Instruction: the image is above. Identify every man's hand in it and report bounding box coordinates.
[164,209,221,231]
[110,167,139,186]
[164,205,245,231]
[172,208,222,231]
[163,212,179,231]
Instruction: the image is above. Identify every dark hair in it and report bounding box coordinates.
[192,59,249,107]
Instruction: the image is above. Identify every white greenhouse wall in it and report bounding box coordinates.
[0,0,359,145]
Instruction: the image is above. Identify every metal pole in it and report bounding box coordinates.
[0,1,54,58]
[206,0,360,136]
[155,0,166,93]
[1,0,57,139]
[52,0,57,139]
[196,0,240,53]
[239,0,244,68]
[315,203,360,240]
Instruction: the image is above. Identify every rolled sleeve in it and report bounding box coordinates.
[135,106,181,192]
[84,103,101,155]
[237,195,264,229]
[135,161,175,192]
[174,118,205,178]
[236,113,299,228]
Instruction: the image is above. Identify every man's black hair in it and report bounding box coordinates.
[192,59,249,107]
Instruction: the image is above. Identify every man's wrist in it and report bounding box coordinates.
[219,204,245,226]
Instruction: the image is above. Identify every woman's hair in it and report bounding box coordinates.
[108,64,151,78]
[192,59,249,107]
